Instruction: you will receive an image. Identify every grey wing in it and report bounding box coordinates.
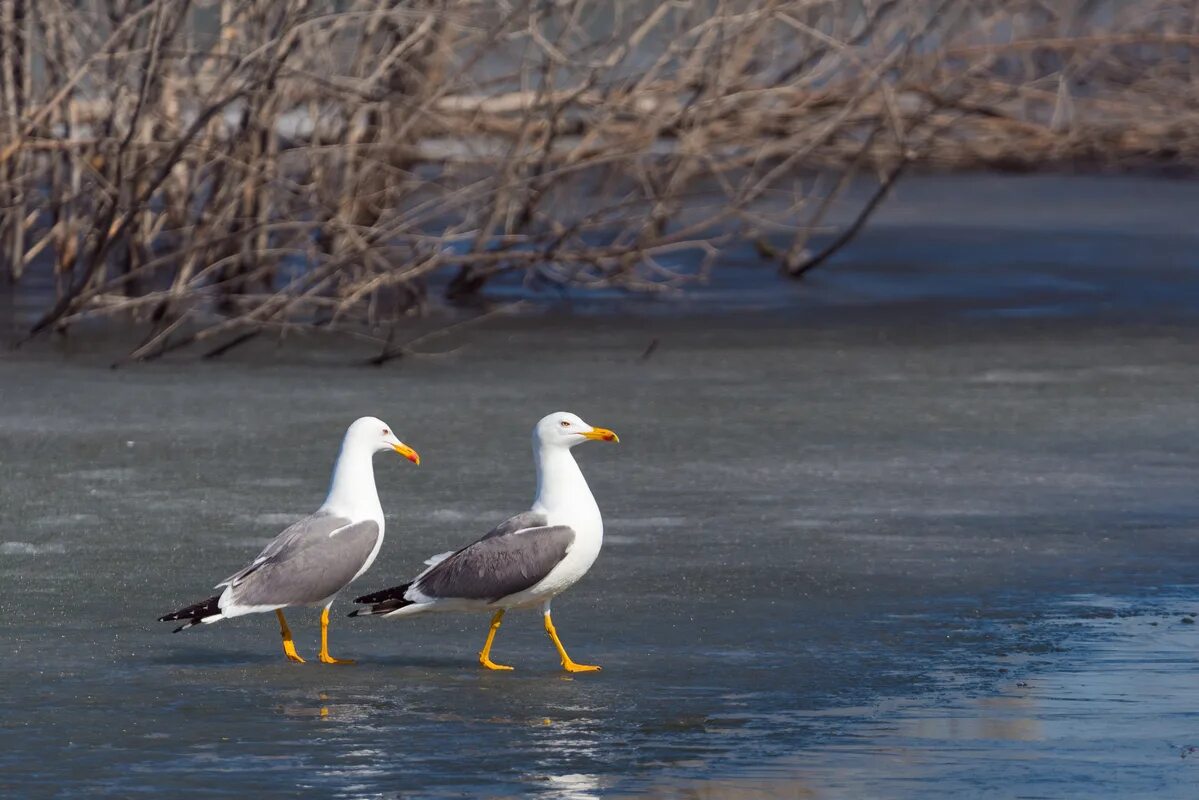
[226,519,381,607]
[415,524,575,602]
[479,511,549,541]
[217,511,351,588]
[412,512,551,575]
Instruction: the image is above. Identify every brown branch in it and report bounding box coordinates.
[786,154,911,279]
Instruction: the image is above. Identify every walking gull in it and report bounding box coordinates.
[351,411,618,673]
[158,416,419,664]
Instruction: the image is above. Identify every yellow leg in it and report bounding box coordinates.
[318,608,354,665]
[276,609,305,663]
[478,610,514,671]
[543,611,600,673]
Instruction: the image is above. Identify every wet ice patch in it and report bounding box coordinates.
[234,537,275,550]
[31,513,101,528]
[783,518,836,529]
[608,516,687,529]
[60,467,136,482]
[428,509,502,523]
[970,365,1160,384]
[428,508,473,522]
[971,369,1069,384]
[255,477,305,488]
[1,541,66,555]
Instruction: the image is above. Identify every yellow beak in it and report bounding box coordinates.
[392,443,420,465]
[581,427,619,443]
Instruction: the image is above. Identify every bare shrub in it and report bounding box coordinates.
[0,1,1194,360]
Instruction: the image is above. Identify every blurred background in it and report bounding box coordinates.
[0,0,1195,356]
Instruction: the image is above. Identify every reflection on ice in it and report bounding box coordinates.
[895,694,1043,742]
[544,772,608,800]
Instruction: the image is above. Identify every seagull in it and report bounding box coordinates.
[351,411,618,673]
[158,416,419,664]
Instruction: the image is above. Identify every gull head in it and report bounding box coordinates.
[345,416,420,464]
[534,411,619,449]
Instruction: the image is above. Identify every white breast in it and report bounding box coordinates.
[350,514,386,584]
[504,507,602,608]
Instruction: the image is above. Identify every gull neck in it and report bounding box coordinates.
[322,438,383,521]
[532,442,597,519]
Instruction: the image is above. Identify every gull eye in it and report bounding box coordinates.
[560,420,571,427]
[382,429,390,436]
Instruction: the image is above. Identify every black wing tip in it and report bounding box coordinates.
[158,594,221,630]
[353,583,411,605]
[350,583,414,617]
[349,600,412,618]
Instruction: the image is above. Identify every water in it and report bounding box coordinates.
[3,175,1199,797]
[650,592,1199,798]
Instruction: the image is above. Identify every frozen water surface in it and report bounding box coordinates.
[2,174,1199,797]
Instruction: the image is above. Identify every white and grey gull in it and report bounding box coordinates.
[351,411,618,673]
[158,416,419,664]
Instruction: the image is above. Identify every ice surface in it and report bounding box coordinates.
[1,174,1198,797]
